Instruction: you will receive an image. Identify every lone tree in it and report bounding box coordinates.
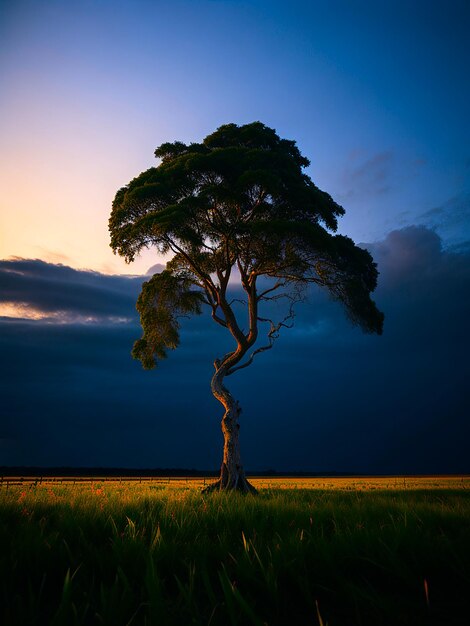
[109,122,383,493]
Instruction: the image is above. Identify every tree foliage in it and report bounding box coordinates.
[131,270,204,369]
[109,122,383,371]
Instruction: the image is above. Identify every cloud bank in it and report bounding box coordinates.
[1,227,468,473]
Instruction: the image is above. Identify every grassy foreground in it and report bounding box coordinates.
[0,478,468,625]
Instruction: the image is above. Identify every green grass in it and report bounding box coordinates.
[0,482,469,625]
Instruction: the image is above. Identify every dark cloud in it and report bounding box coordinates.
[348,152,393,184]
[0,226,469,473]
[417,192,470,245]
[338,152,429,206]
[146,263,166,276]
[339,151,394,200]
[0,258,142,322]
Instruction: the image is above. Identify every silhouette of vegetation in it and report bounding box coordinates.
[109,122,384,492]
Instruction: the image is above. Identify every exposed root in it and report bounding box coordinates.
[202,463,257,494]
[202,477,257,494]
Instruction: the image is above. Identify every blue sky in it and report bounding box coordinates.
[1,0,469,272]
[0,0,469,470]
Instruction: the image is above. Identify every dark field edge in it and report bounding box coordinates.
[1,466,469,478]
[0,467,356,477]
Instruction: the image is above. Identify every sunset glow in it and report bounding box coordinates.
[1,1,469,280]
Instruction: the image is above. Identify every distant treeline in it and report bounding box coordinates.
[0,467,356,478]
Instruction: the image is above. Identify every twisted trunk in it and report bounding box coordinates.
[202,365,257,494]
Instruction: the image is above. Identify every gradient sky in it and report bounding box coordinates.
[1,0,469,471]
[1,0,469,273]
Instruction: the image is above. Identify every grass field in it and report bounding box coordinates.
[0,477,468,625]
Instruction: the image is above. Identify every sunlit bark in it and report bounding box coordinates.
[202,363,257,494]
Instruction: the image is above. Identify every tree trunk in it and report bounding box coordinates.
[202,366,257,494]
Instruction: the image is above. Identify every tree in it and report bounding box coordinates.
[109,122,384,493]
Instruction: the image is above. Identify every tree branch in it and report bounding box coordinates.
[226,300,297,376]
[218,293,249,349]
[211,304,228,328]
[166,237,218,300]
[257,280,287,301]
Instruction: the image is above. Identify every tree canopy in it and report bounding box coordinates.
[109,121,383,491]
[110,121,383,372]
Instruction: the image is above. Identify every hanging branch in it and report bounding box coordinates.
[226,295,299,376]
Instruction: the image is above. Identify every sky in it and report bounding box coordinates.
[1,0,469,472]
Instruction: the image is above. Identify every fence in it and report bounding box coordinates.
[0,476,212,488]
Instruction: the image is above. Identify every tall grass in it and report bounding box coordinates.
[0,482,468,625]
